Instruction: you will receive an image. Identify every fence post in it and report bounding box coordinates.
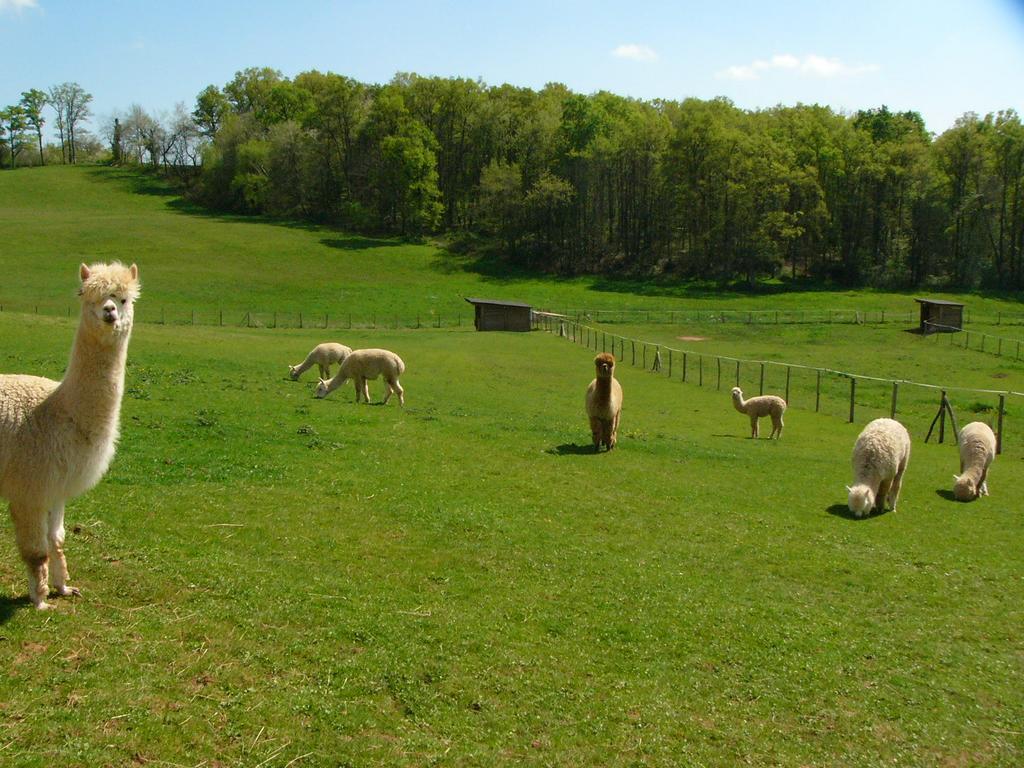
[668,349,673,378]
[997,394,1005,455]
[785,366,791,404]
[849,377,856,423]
[631,340,636,366]
[299,312,303,329]
[717,357,722,390]
[735,360,740,387]
[699,355,704,387]
[683,352,688,383]
[890,382,899,418]
[939,389,947,444]
[643,344,648,369]
[219,309,223,327]
[759,363,765,396]
[815,370,821,413]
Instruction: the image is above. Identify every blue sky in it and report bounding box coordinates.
[2,0,1022,138]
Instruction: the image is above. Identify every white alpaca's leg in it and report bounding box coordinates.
[889,460,908,510]
[361,377,371,403]
[979,466,989,496]
[773,412,784,439]
[750,414,758,438]
[353,378,363,403]
[390,378,404,406]
[12,502,51,609]
[318,363,330,380]
[48,503,79,598]
[876,479,892,512]
[609,411,620,448]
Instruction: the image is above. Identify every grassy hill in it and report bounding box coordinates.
[3,165,1023,324]
[0,166,1022,766]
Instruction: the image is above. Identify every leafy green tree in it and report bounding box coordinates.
[19,89,47,165]
[193,85,230,137]
[0,105,28,169]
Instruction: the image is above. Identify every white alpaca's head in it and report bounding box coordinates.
[315,378,330,398]
[846,484,874,517]
[731,387,744,403]
[79,262,140,341]
[289,365,300,381]
[953,474,977,501]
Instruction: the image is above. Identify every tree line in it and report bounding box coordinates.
[4,69,1023,289]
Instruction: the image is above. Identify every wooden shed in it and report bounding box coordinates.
[464,298,533,332]
[915,298,964,334]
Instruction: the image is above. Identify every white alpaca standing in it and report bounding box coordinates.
[731,386,787,439]
[585,352,623,451]
[289,342,352,381]
[847,418,911,518]
[315,348,406,405]
[953,421,996,501]
[0,262,140,609]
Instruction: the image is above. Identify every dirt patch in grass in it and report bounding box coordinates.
[677,335,709,342]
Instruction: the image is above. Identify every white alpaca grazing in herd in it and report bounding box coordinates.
[731,386,787,439]
[847,417,911,518]
[953,421,997,501]
[289,342,352,381]
[0,263,140,609]
[315,348,406,405]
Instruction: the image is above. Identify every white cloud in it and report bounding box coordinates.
[612,44,658,62]
[717,53,879,80]
[0,0,38,11]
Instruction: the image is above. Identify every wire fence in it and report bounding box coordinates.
[543,307,1024,327]
[0,302,475,330]
[923,321,1024,360]
[535,314,1021,454]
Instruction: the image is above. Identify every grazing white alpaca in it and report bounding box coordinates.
[953,421,996,501]
[289,342,352,381]
[0,262,140,609]
[847,418,911,518]
[585,352,623,451]
[315,348,405,405]
[731,386,787,439]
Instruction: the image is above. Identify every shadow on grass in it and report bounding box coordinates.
[0,594,28,624]
[935,489,960,502]
[547,443,599,456]
[826,503,888,521]
[321,236,397,251]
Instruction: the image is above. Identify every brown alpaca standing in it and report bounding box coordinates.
[0,262,140,609]
[585,352,623,451]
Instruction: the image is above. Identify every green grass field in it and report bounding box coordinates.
[0,166,1022,766]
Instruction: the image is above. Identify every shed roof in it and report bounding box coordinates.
[914,298,964,307]
[464,297,533,309]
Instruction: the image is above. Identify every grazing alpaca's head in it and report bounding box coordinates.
[594,352,616,379]
[953,474,977,501]
[315,378,331,398]
[289,365,301,381]
[78,262,140,343]
[846,484,875,517]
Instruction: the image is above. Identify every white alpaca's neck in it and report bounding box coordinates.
[55,319,130,440]
[732,393,747,414]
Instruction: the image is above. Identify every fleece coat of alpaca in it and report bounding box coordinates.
[289,342,352,381]
[0,262,139,608]
[585,353,623,451]
[954,421,996,501]
[316,348,406,405]
[847,418,911,518]
[731,387,786,439]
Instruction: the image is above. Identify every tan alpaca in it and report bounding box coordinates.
[0,262,140,609]
[315,348,406,405]
[585,352,623,451]
[289,342,352,381]
[731,386,786,439]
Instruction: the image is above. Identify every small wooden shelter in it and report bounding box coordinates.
[915,298,964,334]
[464,298,533,332]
